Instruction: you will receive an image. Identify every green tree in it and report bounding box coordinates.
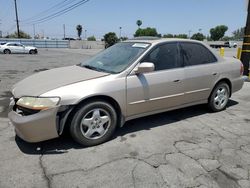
[210,25,228,41]
[76,24,83,39]
[134,27,158,37]
[174,34,188,39]
[120,36,128,41]
[103,32,119,48]
[136,20,142,28]
[206,35,212,41]
[191,32,205,41]
[87,36,96,41]
[221,36,232,41]
[6,30,31,39]
[232,27,244,40]
[163,34,174,38]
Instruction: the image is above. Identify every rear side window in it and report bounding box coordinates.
[180,42,217,66]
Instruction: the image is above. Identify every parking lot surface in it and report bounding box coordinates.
[0,48,250,188]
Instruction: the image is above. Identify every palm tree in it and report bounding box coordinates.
[136,20,142,28]
[76,24,83,39]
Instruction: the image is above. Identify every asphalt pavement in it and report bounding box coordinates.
[0,48,250,188]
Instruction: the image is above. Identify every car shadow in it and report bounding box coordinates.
[15,99,238,155]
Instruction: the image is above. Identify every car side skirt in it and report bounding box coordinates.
[125,99,207,121]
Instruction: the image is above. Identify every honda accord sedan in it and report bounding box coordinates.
[8,38,244,146]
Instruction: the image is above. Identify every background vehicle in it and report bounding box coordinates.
[210,41,237,48]
[9,39,244,146]
[0,42,38,54]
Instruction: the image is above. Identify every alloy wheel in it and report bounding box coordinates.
[80,108,111,140]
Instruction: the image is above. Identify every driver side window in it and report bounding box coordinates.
[143,43,181,71]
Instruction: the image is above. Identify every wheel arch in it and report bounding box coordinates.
[3,48,11,53]
[210,78,232,99]
[61,95,124,134]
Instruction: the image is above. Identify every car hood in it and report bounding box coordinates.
[12,65,109,98]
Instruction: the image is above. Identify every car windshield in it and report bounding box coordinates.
[79,42,150,73]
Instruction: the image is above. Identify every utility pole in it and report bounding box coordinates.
[63,24,65,39]
[119,27,122,40]
[14,0,20,38]
[188,30,192,39]
[241,0,250,76]
[0,19,2,38]
[85,29,87,39]
[33,24,36,39]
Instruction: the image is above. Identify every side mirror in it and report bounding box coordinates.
[134,62,155,74]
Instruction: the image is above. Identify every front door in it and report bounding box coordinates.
[126,42,185,117]
[15,43,25,53]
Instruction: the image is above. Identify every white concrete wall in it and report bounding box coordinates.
[69,40,105,49]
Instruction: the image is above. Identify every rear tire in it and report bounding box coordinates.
[3,49,11,54]
[70,101,117,146]
[208,82,230,112]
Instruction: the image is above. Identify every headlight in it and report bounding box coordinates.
[16,97,60,110]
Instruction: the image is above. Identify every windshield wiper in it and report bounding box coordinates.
[79,64,116,74]
[82,65,102,71]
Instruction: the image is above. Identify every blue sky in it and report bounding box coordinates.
[0,0,247,39]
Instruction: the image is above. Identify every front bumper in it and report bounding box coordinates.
[8,106,60,143]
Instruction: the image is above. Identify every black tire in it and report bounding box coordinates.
[208,82,230,112]
[29,50,36,54]
[3,49,11,54]
[70,101,117,146]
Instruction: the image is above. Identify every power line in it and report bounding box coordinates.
[21,0,90,25]
[21,0,76,22]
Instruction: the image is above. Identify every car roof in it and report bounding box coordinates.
[124,38,204,45]
[124,37,223,61]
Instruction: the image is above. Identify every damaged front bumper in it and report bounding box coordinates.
[8,97,73,143]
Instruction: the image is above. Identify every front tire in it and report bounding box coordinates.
[70,101,117,146]
[3,49,11,54]
[29,50,36,54]
[208,82,230,112]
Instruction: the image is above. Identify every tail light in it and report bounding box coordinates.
[240,62,244,76]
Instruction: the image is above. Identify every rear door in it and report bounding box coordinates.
[126,42,185,117]
[6,43,17,53]
[179,42,219,103]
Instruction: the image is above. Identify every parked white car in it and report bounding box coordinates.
[0,42,38,54]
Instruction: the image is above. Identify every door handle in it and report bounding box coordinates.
[212,73,218,76]
[173,79,181,83]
